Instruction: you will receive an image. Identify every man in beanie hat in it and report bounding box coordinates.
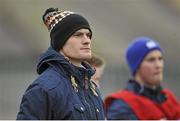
[105,36,180,120]
[17,8,105,120]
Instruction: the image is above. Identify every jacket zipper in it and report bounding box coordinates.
[84,75,94,119]
[83,91,94,119]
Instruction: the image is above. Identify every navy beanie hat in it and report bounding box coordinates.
[42,8,92,51]
[126,36,163,76]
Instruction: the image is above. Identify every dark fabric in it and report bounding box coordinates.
[126,80,167,103]
[17,47,105,120]
[106,99,138,120]
[105,80,180,120]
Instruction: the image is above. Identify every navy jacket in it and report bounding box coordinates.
[17,47,105,120]
[106,80,167,120]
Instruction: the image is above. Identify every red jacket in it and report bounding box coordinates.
[105,89,180,120]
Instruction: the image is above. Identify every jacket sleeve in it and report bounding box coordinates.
[106,99,138,120]
[16,85,54,120]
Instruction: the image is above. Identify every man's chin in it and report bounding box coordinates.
[153,79,162,86]
[82,53,92,59]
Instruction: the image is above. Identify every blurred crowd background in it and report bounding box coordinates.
[0,0,180,119]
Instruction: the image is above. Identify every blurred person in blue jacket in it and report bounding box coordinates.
[17,8,105,120]
[86,54,106,88]
[105,37,180,120]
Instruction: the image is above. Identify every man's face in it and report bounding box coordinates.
[60,28,92,65]
[136,50,164,87]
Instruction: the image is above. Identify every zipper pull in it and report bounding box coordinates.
[71,76,78,92]
[84,76,89,89]
[90,81,98,97]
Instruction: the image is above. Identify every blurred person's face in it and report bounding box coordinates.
[91,66,104,87]
[60,29,92,66]
[135,50,164,88]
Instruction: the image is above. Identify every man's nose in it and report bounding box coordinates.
[155,59,163,69]
[83,35,91,44]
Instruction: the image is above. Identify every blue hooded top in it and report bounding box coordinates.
[17,47,105,120]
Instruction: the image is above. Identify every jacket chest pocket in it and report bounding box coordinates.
[71,104,86,120]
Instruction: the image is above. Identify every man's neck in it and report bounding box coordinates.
[70,59,82,67]
[60,51,82,67]
[134,76,157,90]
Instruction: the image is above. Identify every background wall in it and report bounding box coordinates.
[0,0,180,119]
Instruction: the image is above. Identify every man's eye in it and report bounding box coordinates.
[159,56,163,61]
[146,58,155,62]
[73,33,81,36]
[86,33,91,38]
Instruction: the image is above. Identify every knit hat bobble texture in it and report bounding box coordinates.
[126,36,163,76]
[42,8,92,51]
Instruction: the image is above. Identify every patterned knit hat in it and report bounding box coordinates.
[42,8,92,51]
[126,36,163,76]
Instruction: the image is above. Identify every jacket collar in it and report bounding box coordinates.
[126,79,166,103]
[36,47,95,88]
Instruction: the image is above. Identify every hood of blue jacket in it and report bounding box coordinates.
[36,47,95,79]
